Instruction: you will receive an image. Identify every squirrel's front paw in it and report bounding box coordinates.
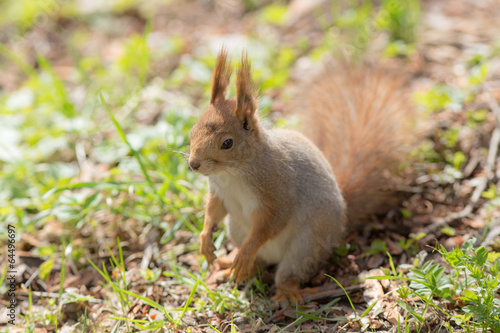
[200,232,217,264]
[231,248,256,283]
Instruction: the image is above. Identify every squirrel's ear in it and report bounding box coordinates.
[236,53,258,130]
[210,48,233,105]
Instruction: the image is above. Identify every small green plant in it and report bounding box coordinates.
[313,0,373,59]
[467,109,488,128]
[481,184,498,200]
[258,4,288,26]
[375,0,421,44]
[397,237,418,257]
[413,83,455,113]
[466,55,490,87]
[438,239,500,331]
[366,239,388,256]
[372,238,500,332]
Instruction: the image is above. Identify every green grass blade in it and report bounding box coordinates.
[43,181,144,200]
[87,258,111,284]
[100,93,189,229]
[0,42,38,76]
[177,279,200,326]
[396,300,425,323]
[100,93,156,192]
[294,311,346,322]
[325,274,357,319]
[110,316,164,329]
[387,251,397,276]
[81,308,87,332]
[360,297,379,318]
[120,289,175,323]
[0,265,6,286]
[110,321,121,333]
[207,324,222,333]
[288,299,343,329]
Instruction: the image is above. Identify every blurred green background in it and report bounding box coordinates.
[0,0,421,240]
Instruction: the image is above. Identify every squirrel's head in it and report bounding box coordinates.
[189,49,260,176]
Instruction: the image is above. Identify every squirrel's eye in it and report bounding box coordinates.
[221,139,233,150]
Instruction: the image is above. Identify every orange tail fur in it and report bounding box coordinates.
[297,62,416,226]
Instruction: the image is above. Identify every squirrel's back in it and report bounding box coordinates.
[296,62,415,226]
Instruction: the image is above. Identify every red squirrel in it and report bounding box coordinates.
[188,48,414,302]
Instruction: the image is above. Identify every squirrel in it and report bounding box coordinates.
[188,48,414,302]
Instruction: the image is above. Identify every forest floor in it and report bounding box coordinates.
[0,0,500,332]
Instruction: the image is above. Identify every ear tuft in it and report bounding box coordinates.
[210,47,233,105]
[236,52,258,127]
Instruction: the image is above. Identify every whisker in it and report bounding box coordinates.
[166,148,190,159]
[174,150,190,157]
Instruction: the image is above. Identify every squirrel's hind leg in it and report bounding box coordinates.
[272,279,304,304]
[272,225,339,304]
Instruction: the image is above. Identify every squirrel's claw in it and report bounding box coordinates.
[231,249,255,283]
[200,233,217,265]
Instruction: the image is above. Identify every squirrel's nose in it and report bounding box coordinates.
[189,160,201,171]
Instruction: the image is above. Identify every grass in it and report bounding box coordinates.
[0,0,499,332]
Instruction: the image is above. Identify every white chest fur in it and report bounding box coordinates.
[208,171,290,265]
[208,171,260,225]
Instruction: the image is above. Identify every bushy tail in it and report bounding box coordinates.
[296,62,416,226]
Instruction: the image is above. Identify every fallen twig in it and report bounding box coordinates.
[302,284,365,303]
[16,290,103,303]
